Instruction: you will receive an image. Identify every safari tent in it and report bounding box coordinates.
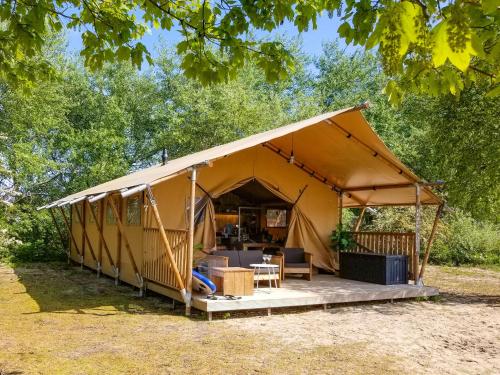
[41,104,443,316]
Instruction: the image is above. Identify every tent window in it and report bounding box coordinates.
[127,196,142,226]
[266,209,287,228]
[106,204,116,225]
[89,202,99,223]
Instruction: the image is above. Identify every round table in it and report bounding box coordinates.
[249,263,279,291]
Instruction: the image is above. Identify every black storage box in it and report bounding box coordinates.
[339,252,408,285]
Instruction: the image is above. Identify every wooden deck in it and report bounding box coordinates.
[191,275,438,315]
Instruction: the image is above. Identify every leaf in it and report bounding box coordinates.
[431,21,476,72]
[481,0,500,14]
[485,85,500,97]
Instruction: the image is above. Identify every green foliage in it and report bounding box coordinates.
[1,1,498,101]
[362,207,500,266]
[0,43,309,262]
[431,210,500,266]
[0,38,497,266]
[402,83,500,222]
[330,223,355,251]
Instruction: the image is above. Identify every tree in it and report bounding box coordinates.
[402,83,500,222]
[1,0,498,101]
[314,42,417,159]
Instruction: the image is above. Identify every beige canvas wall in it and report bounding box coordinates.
[71,143,340,279]
[70,195,145,287]
[151,145,339,270]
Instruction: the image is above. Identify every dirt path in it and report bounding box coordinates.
[0,263,498,374]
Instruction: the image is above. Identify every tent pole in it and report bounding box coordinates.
[98,199,104,276]
[80,203,86,269]
[86,199,117,274]
[419,203,444,282]
[144,187,189,303]
[115,198,123,285]
[59,206,83,266]
[108,196,144,296]
[414,184,421,284]
[49,207,70,263]
[186,168,197,316]
[74,201,99,272]
[338,192,343,227]
[354,207,366,232]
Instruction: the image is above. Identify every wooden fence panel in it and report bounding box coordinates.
[143,227,189,290]
[348,231,416,280]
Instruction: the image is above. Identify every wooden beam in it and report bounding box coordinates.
[73,201,98,266]
[186,168,197,316]
[343,202,440,208]
[80,203,86,267]
[48,208,69,261]
[58,206,83,263]
[116,198,123,284]
[344,183,415,192]
[262,142,366,206]
[338,192,343,227]
[344,182,445,192]
[354,207,366,232]
[86,199,116,272]
[144,187,188,300]
[414,184,421,283]
[108,196,144,294]
[98,199,104,273]
[419,203,444,281]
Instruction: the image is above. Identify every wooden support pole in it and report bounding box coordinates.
[116,198,123,285]
[414,184,421,284]
[144,187,188,300]
[73,201,98,267]
[108,196,144,295]
[98,199,104,275]
[58,206,83,264]
[338,191,343,227]
[49,208,70,262]
[86,199,117,272]
[419,203,444,282]
[354,207,366,232]
[80,203,86,268]
[186,168,197,316]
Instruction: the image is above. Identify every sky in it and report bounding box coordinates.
[65,14,349,65]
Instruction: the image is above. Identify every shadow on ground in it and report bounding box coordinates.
[5,262,190,317]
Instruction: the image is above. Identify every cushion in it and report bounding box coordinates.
[238,250,264,268]
[283,248,305,263]
[284,262,310,269]
[213,250,240,267]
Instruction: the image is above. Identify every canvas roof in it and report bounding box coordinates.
[44,105,441,208]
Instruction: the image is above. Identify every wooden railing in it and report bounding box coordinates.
[143,227,188,290]
[347,231,416,279]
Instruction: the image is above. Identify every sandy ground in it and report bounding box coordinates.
[0,263,498,374]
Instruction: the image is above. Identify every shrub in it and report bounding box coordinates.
[354,206,499,267]
[430,211,500,266]
[0,205,66,263]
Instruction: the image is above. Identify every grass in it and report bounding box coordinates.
[0,262,400,375]
[424,264,500,301]
[1,262,498,374]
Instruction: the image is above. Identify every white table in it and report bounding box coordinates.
[249,263,279,291]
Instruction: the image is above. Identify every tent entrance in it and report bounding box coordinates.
[213,180,292,250]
